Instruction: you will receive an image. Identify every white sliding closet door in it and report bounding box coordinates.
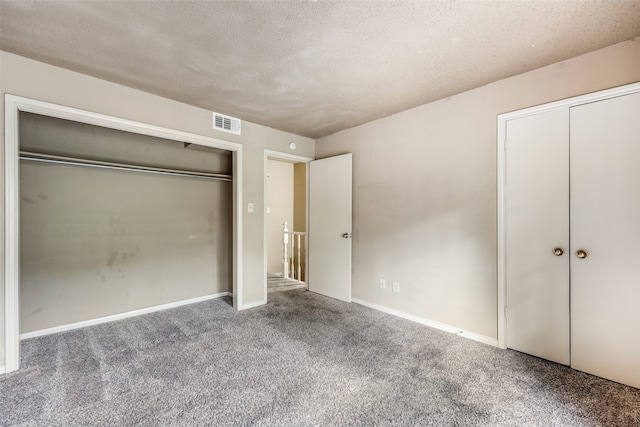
[570,92,640,389]
[505,109,570,365]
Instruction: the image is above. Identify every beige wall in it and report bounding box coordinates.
[266,159,294,274]
[293,162,307,281]
[315,38,640,341]
[0,52,314,366]
[293,163,307,233]
[19,113,232,333]
[21,163,232,333]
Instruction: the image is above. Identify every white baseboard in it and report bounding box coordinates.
[238,299,267,310]
[351,298,498,347]
[0,365,5,375]
[20,292,231,340]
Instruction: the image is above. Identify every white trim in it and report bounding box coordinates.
[264,149,314,164]
[4,96,20,374]
[232,149,243,310]
[9,97,242,152]
[304,161,310,292]
[459,329,497,347]
[498,82,640,122]
[497,106,507,350]
[3,94,244,373]
[496,81,640,350]
[263,149,313,304]
[20,292,231,340]
[238,299,268,310]
[352,298,498,347]
[0,365,5,375]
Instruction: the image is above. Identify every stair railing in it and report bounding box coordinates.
[282,221,306,281]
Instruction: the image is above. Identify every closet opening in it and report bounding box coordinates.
[4,96,243,373]
[19,111,234,337]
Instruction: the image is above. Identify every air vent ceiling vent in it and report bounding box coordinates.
[212,112,241,135]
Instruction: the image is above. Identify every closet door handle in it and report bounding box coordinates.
[553,248,564,256]
[576,250,588,259]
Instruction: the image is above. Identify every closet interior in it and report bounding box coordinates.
[19,112,233,335]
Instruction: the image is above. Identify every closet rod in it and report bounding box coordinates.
[19,151,233,182]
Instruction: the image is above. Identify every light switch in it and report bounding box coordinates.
[248,203,254,213]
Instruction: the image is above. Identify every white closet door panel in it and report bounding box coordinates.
[570,92,640,388]
[505,109,570,365]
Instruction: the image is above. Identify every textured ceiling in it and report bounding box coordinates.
[1,1,640,138]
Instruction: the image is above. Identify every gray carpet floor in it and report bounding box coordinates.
[267,273,307,293]
[1,288,639,426]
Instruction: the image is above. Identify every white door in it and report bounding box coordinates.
[505,109,571,365]
[308,154,352,302]
[570,92,640,388]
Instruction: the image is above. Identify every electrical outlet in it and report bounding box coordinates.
[392,281,400,293]
[379,279,386,289]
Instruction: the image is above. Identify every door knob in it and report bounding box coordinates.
[553,248,564,256]
[576,250,588,259]
[341,232,352,239]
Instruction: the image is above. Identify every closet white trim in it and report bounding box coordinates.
[20,292,231,340]
[496,82,640,349]
[4,95,244,374]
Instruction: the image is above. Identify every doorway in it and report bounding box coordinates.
[263,150,313,300]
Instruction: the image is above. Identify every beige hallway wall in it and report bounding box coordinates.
[266,159,294,274]
[315,38,640,341]
[293,162,307,281]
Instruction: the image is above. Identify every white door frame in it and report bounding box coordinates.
[263,150,313,301]
[4,95,244,373]
[496,82,640,349]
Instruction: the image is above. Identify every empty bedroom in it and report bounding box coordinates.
[1,1,639,425]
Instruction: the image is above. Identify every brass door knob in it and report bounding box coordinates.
[553,248,564,256]
[576,250,588,259]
